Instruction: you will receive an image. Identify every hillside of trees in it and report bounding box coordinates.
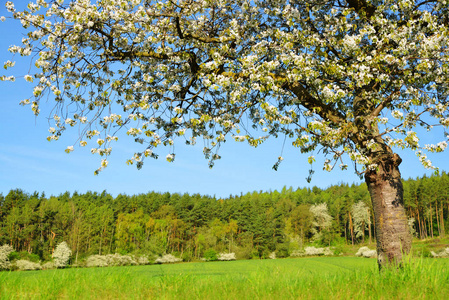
[1,173,448,263]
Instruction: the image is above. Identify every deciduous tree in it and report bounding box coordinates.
[3,0,449,269]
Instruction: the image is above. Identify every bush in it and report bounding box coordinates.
[305,246,323,256]
[290,246,334,257]
[332,244,345,256]
[85,255,109,268]
[431,248,449,258]
[53,241,72,268]
[106,253,137,266]
[217,253,236,261]
[15,260,42,271]
[85,254,138,268]
[181,251,193,262]
[135,255,150,265]
[203,249,218,261]
[0,244,14,270]
[9,251,41,263]
[234,246,253,260]
[42,261,56,270]
[155,254,182,264]
[275,243,290,258]
[355,246,377,258]
[305,246,334,256]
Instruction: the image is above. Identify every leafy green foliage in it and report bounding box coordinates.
[0,172,448,264]
[203,249,218,262]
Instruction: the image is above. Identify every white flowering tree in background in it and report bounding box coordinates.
[351,201,372,242]
[309,203,333,242]
[53,241,72,268]
[0,244,14,270]
[2,0,449,269]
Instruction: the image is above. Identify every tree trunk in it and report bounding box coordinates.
[429,203,434,238]
[422,219,427,239]
[416,208,421,238]
[436,202,441,236]
[368,217,372,244]
[349,212,354,245]
[344,220,347,244]
[365,153,412,269]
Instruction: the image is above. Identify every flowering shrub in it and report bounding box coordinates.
[305,246,334,256]
[0,244,14,270]
[351,201,371,239]
[53,241,72,268]
[15,260,42,271]
[85,254,138,268]
[106,253,137,266]
[431,248,449,258]
[86,255,109,268]
[217,253,236,261]
[155,254,182,264]
[355,247,377,258]
[291,247,334,257]
[309,204,333,242]
[135,255,150,265]
[42,261,56,270]
[269,252,276,259]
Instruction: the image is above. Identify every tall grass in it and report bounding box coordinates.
[1,257,448,299]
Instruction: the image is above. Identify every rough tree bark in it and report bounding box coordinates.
[365,152,412,269]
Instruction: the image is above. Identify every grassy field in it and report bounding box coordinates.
[1,257,448,299]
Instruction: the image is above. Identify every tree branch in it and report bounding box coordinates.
[346,0,376,18]
[284,81,346,124]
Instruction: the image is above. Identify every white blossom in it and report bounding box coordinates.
[53,241,72,268]
[24,74,33,82]
[65,146,74,153]
[166,153,174,162]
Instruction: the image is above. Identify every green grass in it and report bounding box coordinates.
[1,257,449,299]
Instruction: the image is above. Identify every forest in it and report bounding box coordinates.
[1,172,448,263]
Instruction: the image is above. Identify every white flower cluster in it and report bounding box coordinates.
[348,151,370,166]
[85,253,147,268]
[4,0,449,176]
[3,60,15,69]
[24,74,33,82]
[53,241,72,268]
[355,246,377,258]
[391,110,404,119]
[416,151,434,169]
[15,260,42,271]
[166,153,175,162]
[42,261,56,270]
[217,253,236,261]
[0,244,14,270]
[351,201,371,239]
[290,247,334,257]
[430,248,449,258]
[155,254,182,264]
[65,146,74,153]
[0,75,15,81]
[423,141,448,153]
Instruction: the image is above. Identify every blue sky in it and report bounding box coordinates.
[1,4,448,199]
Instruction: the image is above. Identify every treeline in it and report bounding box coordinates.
[1,172,448,262]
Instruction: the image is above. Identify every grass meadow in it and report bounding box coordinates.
[1,256,448,299]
